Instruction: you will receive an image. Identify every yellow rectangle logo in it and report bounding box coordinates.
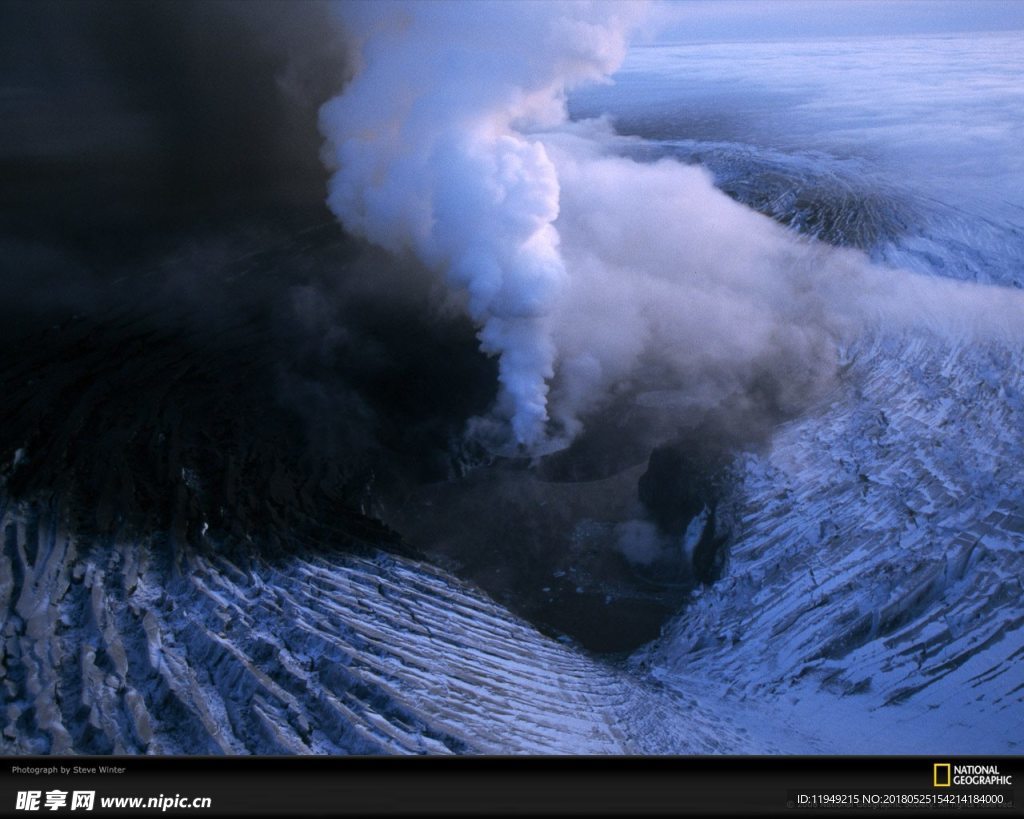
[934,763,951,787]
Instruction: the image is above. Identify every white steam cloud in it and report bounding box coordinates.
[320,0,643,446]
[320,0,1024,452]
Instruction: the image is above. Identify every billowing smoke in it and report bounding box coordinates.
[320,1,644,447]
[320,0,1024,454]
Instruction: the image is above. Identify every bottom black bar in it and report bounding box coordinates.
[1,756,1020,817]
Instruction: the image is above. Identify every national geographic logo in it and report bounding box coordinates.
[934,763,1013,787]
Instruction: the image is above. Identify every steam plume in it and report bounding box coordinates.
[320,1,642,446]
[320,0,1024,452]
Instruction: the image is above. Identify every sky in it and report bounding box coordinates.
[647,0,1024,43]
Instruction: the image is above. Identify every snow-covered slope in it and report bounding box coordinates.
[624,111,1024,752]
[1,500,806,755]
[637,327,1024,753]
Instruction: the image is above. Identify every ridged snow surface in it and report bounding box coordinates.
[1,506,794,754]
[640,329,1024,753]
[627,129,1024,751]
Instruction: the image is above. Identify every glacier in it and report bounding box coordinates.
[2,27,1023,756]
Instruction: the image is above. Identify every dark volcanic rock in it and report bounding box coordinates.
[638,441,731,585]
[0,221,494,562]
[638,446,713,534]
[382,458,691,655]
